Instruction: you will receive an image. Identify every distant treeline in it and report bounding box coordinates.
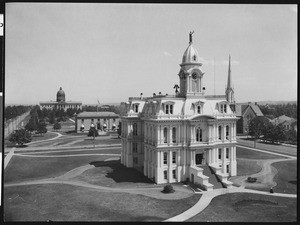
[5,105,32,121]
[258,103,297,119]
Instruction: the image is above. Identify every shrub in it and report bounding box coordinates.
[162,184,175,194]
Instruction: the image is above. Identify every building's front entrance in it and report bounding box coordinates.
[196,153,204,165]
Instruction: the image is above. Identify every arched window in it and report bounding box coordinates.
[226,125,229,140]
[196,128,203,142]
[133,123,137,136]
[172,127,176,143]
[163,127,168,143]
[218,126,222,140]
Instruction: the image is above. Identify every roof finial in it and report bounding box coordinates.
[189,31,194,44]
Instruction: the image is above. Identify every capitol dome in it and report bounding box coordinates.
[56,87,65,102]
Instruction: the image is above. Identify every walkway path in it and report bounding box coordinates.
[229,158,296,189]
[26,131,63,145]
[164,185,296,222]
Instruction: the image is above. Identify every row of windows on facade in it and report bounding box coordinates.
[132,103,227,115]
[81,118,116,123]
[131,124,232,142]
[132,149,230,164]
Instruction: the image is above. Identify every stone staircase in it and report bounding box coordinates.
[200,165,224,189]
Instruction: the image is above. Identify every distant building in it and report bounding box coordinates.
[119,33,237,189]
[40,87,82,111]
[270,115,297,132]
[75,111,120,133]
[235,102,264,135]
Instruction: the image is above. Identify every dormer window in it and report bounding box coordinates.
[164,102,175,115]
[220,104,227,113]
[193,55,197,61]
[132,103,139,113]
[192,101,204,114]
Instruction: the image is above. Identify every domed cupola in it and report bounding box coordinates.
[178,31,205,98]
[181,31,202,66]
[56,87,65,102]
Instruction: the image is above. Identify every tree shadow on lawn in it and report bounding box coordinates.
[89,160,154,184]
[288,180,297,185]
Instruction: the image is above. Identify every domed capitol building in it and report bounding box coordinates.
[119,32,237,190]
[39,87,82,111]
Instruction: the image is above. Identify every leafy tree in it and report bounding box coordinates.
[5,105,31,120]
[87,126,99,139]
[248,117,269,148]
[9,128,32,146]
[285,129,297,145]
[66,108,76,117]
[25,117,38,132]
[53,122,61,130]
[36,121,47,136]
[49,111,56,124]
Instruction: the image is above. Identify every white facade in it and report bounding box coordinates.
[120,33,237,190]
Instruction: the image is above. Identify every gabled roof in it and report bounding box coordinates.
[270,115,296,125]
[235,103,263,117]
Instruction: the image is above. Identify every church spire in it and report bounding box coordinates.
[227,55,232,89]
[226,55,235,105]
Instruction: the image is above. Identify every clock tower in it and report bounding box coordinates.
[178,31,205,97]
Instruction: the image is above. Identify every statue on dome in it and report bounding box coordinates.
[189,31,194,43]
[174,84,180,94]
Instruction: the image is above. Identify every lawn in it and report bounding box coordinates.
[4,184,200,221]
[4,155,113,183]
[236,159,261,176]
[272,160,297,194]
[26,136,121,148]
[187,193,296,222]
[236,147,285,160]
[30,132,59,143]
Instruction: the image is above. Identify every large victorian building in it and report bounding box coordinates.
[120,33,238,190]
[40,87,82,111]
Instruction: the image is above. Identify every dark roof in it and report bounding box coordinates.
[77,111,119,118]
[235,103,264,117]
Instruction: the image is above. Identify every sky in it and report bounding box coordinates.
[5,3,297,105]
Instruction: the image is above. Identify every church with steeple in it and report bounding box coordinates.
[119,32,238,190]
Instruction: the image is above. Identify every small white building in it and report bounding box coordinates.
[75,111,120,133]
[120,33,238,190]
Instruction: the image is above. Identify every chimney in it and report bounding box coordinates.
[140,93,143,99]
